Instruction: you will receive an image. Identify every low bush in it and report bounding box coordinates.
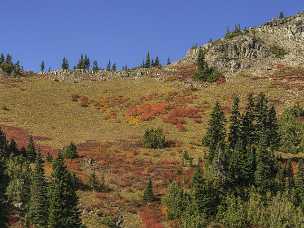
[79,96,89,107]
[143,128,166,149]
[63,142,78,159]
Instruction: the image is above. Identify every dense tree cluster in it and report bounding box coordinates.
[162,94,304,227]
[0,53,22,75]
[0,129,83,227]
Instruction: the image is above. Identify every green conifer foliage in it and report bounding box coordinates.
[26,137,36,162]
[203,102,226,161]
[48,155,82,228]
[228,96,241,149]
[28,152,48,227]
[143,178,154,202]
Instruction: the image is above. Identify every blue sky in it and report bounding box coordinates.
[0,0,302,71]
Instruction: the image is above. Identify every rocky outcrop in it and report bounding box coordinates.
[180,12,304,73]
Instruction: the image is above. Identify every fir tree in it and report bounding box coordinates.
[26,137,36,162]
[255,93,269,146]
[191,167,217,215]
[111,63,117,72]
[8,139,18,156]
[106,60,111,71]
[28,152,48,227]
[228,96,241,149]
[266,105,280,150]
[40,61,45,73]
[296,159,304,189]
[92,60,99,73]
[84,55,90,70]
[167,58,171,65]
[143,178,154,202]
[61,57,69,70]
[240,94,256,151]
[0,54,4,65]
[254,144,277,194]
[63,143,77,159]
[203,102,226,162]
[48,155,82,228]
[0,129,7,156]
[154,56,160,67]
[145,52,151,68]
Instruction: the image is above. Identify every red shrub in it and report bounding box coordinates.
[127,102,168,121]
[79,96,89,107]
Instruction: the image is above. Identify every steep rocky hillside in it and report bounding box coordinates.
[179,12,304,75]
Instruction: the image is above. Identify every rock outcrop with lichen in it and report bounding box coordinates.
[180,12,304,73]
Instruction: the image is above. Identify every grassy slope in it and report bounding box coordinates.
[1,67,304,227]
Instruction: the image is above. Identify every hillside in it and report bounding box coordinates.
[1,12,304,228]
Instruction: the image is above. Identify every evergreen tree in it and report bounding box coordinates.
[8,139,18,156]
[92,60,99,73]
[40,61,45,73]
[143,178,154,202]
[84,55,90,70]
[63,143,77,159]
[266,105,280,150]
[254,144,277,194]
[279,11,285,19]
[111,63,117,72]
[154,56,160,67]
[203,102,226,162]
[167,58,171,65]
[48,155,82,228]
[191,167,217,215]
[0,129,8,157]
[295,159,304,208]
[26,137,36,162]
[240,94,256,151]
[106,60,111,71]
[0,54,4,65]
[145,52,151,68]
[228,96,241,149]
[255,93,269,146]
[28,152,48,227]
[61,57,69,70]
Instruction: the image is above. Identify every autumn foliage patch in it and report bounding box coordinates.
[127,102,168,121]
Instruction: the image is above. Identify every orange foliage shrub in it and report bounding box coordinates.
[139,206,164,228]
[127,102,168,121]
[79,96,89,107]
[162,106,201,130]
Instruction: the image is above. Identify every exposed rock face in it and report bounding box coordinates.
[180,12,304,73]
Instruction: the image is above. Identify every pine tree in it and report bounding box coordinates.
[8,139,18,156]
[167,58,171,65]
[295,159,304,208]
[266,105,280,150]
[40,61,45,73]
[106,60,111,71]
[145,52,151,68]
[254,144,277,194]
[143,178,154,202]
[191,167,217,215]
[255,93,269,146]
[92,60,99,73]
[28,152,48,227]
[240,94,256,150]
[203,102,226,162]
[154,56,160,67]
[0,129,7,156]
[62,57,69,70]
[0,54,4,65]
[48,155,82,228]
[111,63,117,72]
[63,143,77,159]
[26,137,36,162]
[193,48,214,82]
[84,55,90,70]
[228,96,241,149]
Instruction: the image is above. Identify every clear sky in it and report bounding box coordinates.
[0,0,303,71]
